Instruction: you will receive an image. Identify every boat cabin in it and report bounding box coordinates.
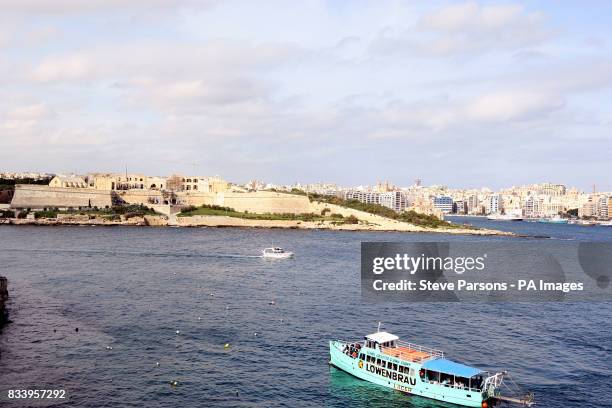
[420,358,486,392]
[263,247,285,254]
[364,331,398,350]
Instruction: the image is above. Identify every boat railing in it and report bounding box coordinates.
[394,340,445,359]
[483,371,506,396]
[333,339,363,349]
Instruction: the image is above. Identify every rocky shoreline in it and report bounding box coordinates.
[0,215,515,236]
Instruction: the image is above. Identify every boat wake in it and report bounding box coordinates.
[6,248,266,259]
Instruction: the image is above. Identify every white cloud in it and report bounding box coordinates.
[464,90,564,122]
[1,0,218,14]
[371,1,550,57]
[29,41,299,82]
[30,54,94,82]
[5,103,56,121]
[125,77,270,113]
[419,2,534,32]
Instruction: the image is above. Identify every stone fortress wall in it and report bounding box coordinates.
[222,191,311,214]
[10,185,113,209]
[10,185,312,215]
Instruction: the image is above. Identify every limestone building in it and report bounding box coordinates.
[49,176,88,188]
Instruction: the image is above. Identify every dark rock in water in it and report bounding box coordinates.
[0,276,8,328]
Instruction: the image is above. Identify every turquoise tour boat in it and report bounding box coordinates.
[329,326,534,407]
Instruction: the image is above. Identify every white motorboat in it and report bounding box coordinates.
[262,247,294,259]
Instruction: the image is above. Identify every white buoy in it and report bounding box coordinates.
[156,362,160,367]
[197,317,202,321]
[254,332,258,336]
[269,301,276,305]
[176,330,180,335]
[106,346,113,350]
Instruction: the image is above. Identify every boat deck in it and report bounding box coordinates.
[382,346,432,362]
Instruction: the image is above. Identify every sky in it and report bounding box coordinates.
[1,0,611,191]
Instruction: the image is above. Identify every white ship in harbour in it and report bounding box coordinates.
[487,212,523,221]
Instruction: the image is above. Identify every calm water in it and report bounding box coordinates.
[0,223,611,407]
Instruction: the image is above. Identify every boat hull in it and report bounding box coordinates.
[329,341,486,407]
[538,217,568,224]
[262,252,293,259]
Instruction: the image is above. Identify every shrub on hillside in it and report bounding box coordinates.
[34,210,57,219]
[345,215,359,224]
[0,210,15,218]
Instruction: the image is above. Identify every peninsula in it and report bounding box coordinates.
[0,172,514,235]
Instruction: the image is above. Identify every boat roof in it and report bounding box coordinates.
[422,358,482,378]
[365,331,399,343]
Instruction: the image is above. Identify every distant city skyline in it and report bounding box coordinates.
[2,169,608,195]
[1,1,611,191]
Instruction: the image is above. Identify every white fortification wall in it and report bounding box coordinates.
[10,185,112,209]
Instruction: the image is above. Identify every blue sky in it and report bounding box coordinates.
[1,0,611,190]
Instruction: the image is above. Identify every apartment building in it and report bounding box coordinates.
[433,196,453,214]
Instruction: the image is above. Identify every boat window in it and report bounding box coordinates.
[398,366,404,373]
[392,363,398,371]
[387,361,393,369]
[440,373,453,385]
[425,370,440,382]
[359,353,365,360]
[376,358,381,366]
[455,377,467,389]
[409,368,415,376]
[471,376,483,390]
